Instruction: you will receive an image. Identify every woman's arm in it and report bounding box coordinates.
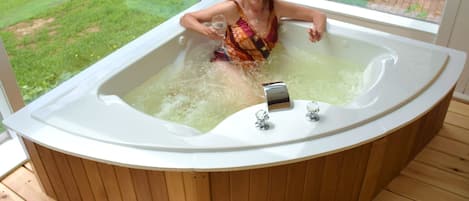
[275,1,327,42]
[180,1,237,40]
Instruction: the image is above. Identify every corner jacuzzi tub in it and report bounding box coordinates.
[4,0,466,200]
[5,0,465,163]
[22,18,448,152]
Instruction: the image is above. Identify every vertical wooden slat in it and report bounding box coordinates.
[82,159,109,201]
[411,112,429,158]
[148,171,169,201]
[335,145,369,201]
[319,152,343,201]
[22,139,57,200]
[230,170,249,201]
[302,157,325,201]
[97,163,123,201]
[66,155,95,201]
[210,172,230,201]
[194,172,210,201]
[131,169,153,201]
[51,151,82,201]
[182,172,210,201]
[402,119,422,166]
[432,91,453,135]
[114,166,138,201]
[165,171,186,201]
[358,137,388,201]
[35,145,70,201]
[284,161,307,201]
[350,144,372,201]
[378,128,411,190]
[422,104,441,144]
[248,168,269,201]
[268,165,288,201]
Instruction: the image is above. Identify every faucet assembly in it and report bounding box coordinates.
[255,82,321,130]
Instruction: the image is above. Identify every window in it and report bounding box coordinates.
[0,0,198,177]
[328,0,445,24]
[0,0,198,104]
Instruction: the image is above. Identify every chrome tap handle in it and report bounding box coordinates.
[306,101,320,122]
[255,109,270,130]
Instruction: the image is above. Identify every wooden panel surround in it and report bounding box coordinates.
[22,91,453,201]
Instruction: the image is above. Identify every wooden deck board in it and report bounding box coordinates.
[415,148,469,179]
[0,182,24,201]
[438,124,469,145]
[1,167,53,201]
[386,175,468,201]
[373,190,412,201]
[427,136,469,161]
[1,100,468,201]
[445,112,469,130]
[448,101,469,117]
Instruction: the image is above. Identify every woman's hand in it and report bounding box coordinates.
[202,26,225,41]
[308,25,324,43]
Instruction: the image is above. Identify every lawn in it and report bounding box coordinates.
[330,0,369,7]
[0,0,197,134]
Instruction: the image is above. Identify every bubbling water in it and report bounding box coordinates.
[124,44,365,133]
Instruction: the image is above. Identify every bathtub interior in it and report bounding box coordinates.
[29,20,449,151]
[99,22,387,99]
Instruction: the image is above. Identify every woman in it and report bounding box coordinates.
[180,0,326,105]
[180,0,326,63]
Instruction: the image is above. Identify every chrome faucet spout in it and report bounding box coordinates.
[262,81,291,112]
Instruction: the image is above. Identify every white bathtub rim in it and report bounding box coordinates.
[10,45,464,171]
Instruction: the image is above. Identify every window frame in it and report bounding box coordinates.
[0,39,28,179]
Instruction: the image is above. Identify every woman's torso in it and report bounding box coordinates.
[213,0,279,65]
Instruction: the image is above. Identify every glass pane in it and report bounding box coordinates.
[0,0,198,104]
[0,113,5,136]
[328,0,446,24]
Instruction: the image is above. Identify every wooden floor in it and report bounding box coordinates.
[1,100,468,201]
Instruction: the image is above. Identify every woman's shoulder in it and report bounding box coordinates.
[217,0,238,9]
[217,0,241,24]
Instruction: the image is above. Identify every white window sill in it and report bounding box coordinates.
[286,0,439,37]
[0,134,28,179]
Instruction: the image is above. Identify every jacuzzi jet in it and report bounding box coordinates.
[262,81,291,112]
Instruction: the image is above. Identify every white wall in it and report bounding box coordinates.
[437,0,469,98]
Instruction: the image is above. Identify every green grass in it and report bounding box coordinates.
[330,0,369,7]
[406,3,429,19]
[0,123,5,134]
[0,0,69,28]
[0,0,196,103]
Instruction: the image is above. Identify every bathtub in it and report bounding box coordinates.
[4,0,465,167]
[2,1,466,199]
[23,19,447,152]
